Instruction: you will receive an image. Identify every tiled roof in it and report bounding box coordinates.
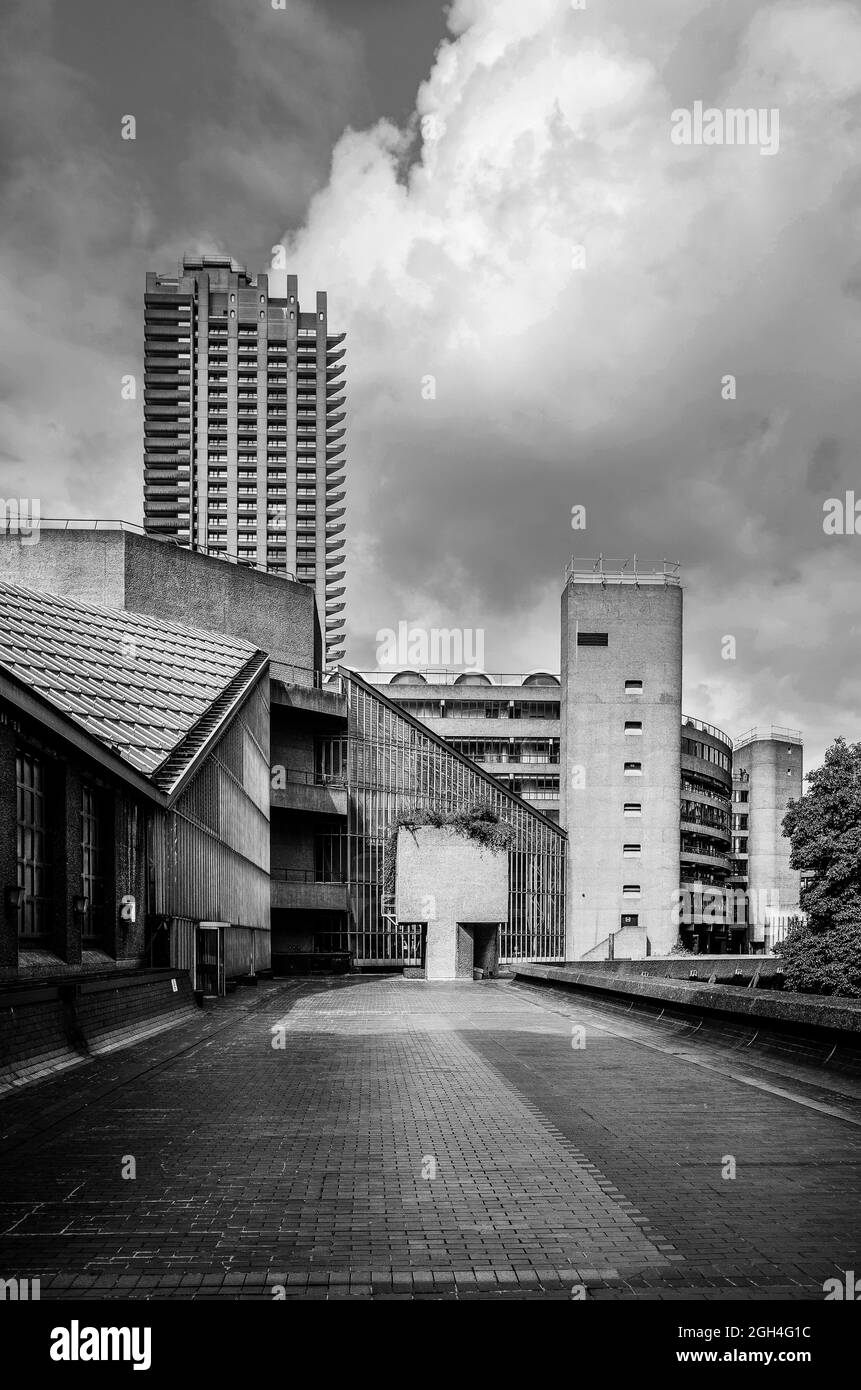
[0,583,264,784]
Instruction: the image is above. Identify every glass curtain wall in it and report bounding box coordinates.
[343,673,565,965]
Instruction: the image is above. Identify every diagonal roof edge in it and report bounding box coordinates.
[153,650,270,801]
[339,666,566,838]
[0,668,169,807]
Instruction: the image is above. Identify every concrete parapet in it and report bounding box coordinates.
[513,961,861,1038]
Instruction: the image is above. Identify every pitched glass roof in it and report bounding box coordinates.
[0,583,262,780]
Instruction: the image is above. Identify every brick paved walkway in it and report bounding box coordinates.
[1,976,859,1299]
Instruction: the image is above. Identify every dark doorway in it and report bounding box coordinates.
[196,924,223,997]
[458,923,500,979]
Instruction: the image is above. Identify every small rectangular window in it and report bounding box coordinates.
[623,843,641,857]
[624,721,643,735]
[622,884,641,897]
[577,632,608,646]
[625,679,643,693]
[621,913,639,928]
[624,762,642,775]
[623,803,642,816]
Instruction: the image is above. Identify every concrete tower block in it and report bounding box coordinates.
[561,560,682,961]
[732,729,803,944]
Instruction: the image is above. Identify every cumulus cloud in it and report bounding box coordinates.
[2,0,861,770]
[276,0,861,768]
[0,0,366,519]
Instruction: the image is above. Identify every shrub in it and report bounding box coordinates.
[382,802,515,895]
[775,919,861,997]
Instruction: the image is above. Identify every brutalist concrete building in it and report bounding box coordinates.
[0,526,564,981]
[0,581,271,986]
[730,727,803,951]
[369,557,802,960]
[143,254,346,667]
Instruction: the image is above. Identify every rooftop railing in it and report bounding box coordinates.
[565,555,681,586]
[734,725,803,749]
[353,670,561,688]
[681,715,734,751]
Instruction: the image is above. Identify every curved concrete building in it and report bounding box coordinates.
[679,716,734,950]
[732,727,803,949]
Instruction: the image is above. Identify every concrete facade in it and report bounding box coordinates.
[732,728,803,948]
[395,826,509,980]
[561,562,683,961]
[0,527,319,684]
[143,254,346,667]
[357,671,561,819]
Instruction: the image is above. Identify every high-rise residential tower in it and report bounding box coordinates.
[143,254,346,667]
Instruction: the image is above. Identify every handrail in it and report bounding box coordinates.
[354,670,561,687]
[681,714,734,750]
[734,725,802,749]
[270,867,346,884]
[565,555,680,586]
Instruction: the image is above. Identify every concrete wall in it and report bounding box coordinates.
[561,579,682,961]
[513,961,861,1039]
[395,825,508,980]
[733,736,802,936]
[0,529,319,683]
[0,968,195,1094]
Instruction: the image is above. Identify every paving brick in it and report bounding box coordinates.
[0,976,858,1299]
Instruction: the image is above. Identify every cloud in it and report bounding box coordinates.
[0,0,366,518]
[276,0,861,768]
[3,0,861,772]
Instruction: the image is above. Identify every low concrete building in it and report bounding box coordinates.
[394,825,509,980]
[0,526,566,975]
[0,583,271,987]
[358,669,562,819]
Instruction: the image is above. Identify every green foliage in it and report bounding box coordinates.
[779,739,861,996]
[395,802,516,851]
[782,736,861,930]
[775,919,861,997]
[382,802,515,894]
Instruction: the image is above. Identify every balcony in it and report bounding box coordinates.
[270,870,348,913]
[271,768,347,816]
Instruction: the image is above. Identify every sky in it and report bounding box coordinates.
[2,0,861,771]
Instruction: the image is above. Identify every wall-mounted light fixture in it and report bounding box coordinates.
[72,895,90,916]
[5,885,24,912]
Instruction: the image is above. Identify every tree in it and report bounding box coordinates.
[782,736,861,929]
[778,738,861,995]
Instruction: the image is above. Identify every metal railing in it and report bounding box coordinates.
[565,555,681,586]
[681,715,734,751]
[355,670,561,687]
[271,668,344,693]
[734,725,803,749]
[274,768,346,787]
[270,868,346,884]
